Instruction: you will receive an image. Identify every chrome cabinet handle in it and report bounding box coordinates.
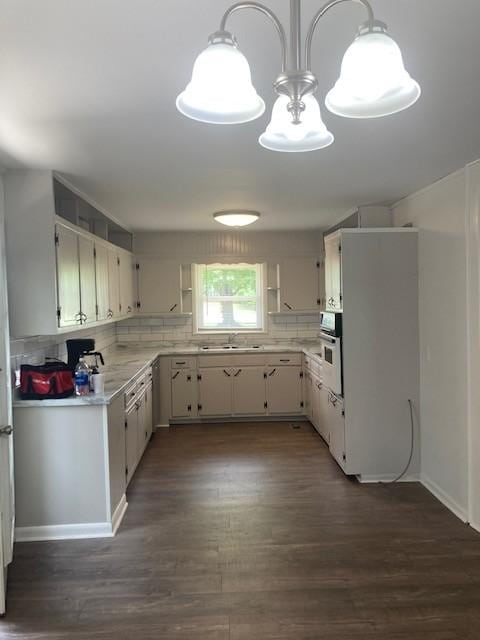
[317,383,322,390]
[223,369,231,377]
[234,369,242,377]
[268,368,277,377]
[107,309,114,318]
[0,425,13,436]
[172,371,180,380]
[127,306,132,313]
[283,302,293,310]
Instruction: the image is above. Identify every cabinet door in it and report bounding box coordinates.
[136,394,146,460]
[304,370,313,420]
[119,251,135,317]
[78,235,97,325]
[328,392,346,470]
[144,383,153,442]
[108,248,120,318]
[125,403,138,485]
[95,243,109,321]
[55,224,81,327]
[318,385,330,443]
[137,259,181,314]
[266,366,303,414]
[232,367,266,415]
[324,234,342,310]
[198,368,232,416]
[171,369,195,418]
[311,377,329,442]
[279,257,321,312]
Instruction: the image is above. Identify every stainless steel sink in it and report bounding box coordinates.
[200,345,263,351]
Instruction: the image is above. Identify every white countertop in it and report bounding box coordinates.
[13,342,323,408]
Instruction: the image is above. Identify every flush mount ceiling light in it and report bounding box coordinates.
[213,210,260,227]
[176,0,420,152]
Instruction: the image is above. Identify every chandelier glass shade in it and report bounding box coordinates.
[176,1,420,151]
[259,94,334,152]
[325,24,421,118]
[176,37,265,124]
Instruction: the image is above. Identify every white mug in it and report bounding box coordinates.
[92,373,105,395]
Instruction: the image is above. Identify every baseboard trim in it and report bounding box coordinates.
[111,494,128,535]
[170,416,309,425]
[421,473,468,523]
[357,473,420,483]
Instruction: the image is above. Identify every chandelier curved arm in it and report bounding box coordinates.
[220,2,288,71]
[305,0,375,70]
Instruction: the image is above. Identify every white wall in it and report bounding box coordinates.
[392,169,469,520]
[134,230,323,259]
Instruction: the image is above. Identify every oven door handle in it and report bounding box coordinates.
[320,333,337,345]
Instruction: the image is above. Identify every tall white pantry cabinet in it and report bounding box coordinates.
[326,229,420,481]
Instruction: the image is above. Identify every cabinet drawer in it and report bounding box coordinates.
[125,382,139,408]
[171,357,195,369]
[267,353,302,366]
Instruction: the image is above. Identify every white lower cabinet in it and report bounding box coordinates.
[266,366,303,414]
[232,367,266,416]
[327,391,346,471]
[124,370,154,487]
[198,367,233,416]
[171,369,196,418]
[125,402,139,485]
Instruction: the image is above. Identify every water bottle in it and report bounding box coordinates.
[75,357,90,396]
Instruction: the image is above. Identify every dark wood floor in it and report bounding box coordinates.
[2,421,480,639]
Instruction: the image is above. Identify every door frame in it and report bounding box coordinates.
[0,175,14,615]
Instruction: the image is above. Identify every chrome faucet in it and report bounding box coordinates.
[227,332,238,345]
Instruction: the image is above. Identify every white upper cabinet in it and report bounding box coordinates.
[95,243,110,322]
[4,170,136,336]
[78,234,97,325]
[278,257,322,312]
[55,224,81,328]
[324,232,342,311]
[118,250,135,317]
[137,259,181,314]
[107,248,121,319]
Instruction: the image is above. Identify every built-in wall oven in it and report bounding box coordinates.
[320,312,343,396]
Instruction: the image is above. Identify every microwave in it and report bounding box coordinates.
[320,312,342,338]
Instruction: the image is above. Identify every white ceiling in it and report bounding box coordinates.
[0,0,479,231]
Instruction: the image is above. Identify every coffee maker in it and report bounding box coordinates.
[66,339,105,372]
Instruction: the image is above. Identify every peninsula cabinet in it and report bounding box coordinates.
[4,170,136,336]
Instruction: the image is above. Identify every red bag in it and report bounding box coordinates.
[20,362,74,400]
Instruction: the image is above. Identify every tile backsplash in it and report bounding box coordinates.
[10,312,320,385]
[10,324,117,386]
[115,312,321,345]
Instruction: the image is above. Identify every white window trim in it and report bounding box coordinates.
[192,263,267,335]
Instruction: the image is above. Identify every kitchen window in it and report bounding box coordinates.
[193,263,265,333]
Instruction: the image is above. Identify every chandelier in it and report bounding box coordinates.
[176,0,420,152]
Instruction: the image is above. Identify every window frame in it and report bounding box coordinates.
[192,262,267,335]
